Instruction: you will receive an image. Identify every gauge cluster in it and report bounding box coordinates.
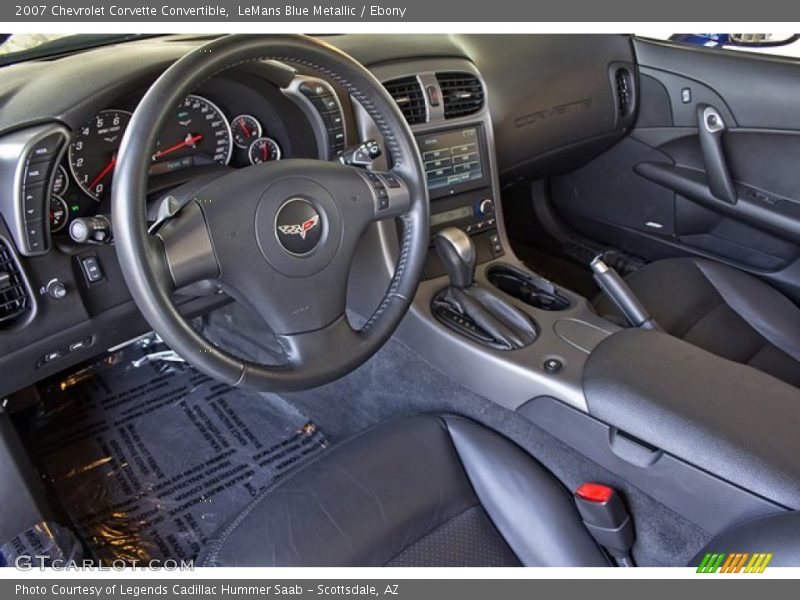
[50,91,288,237]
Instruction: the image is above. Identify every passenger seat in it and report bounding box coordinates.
[593,257,800,388]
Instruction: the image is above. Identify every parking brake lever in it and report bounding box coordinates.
[591,257,659,330]
[696,104,737,204]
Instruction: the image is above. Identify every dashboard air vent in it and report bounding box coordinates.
[0,239,31,327]
[615,68,634,118]
[383,76,427,125]
[437,72,485,119]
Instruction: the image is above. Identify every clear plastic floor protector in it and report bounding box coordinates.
[25,336,329,565]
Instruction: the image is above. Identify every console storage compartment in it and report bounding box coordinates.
[520,329,800,536]
[488,264,570,311]
[582,328,800,508]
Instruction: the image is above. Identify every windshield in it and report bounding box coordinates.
[0,33,157,65]
[0,34,72,55]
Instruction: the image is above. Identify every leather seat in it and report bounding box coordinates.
[594,257,800,387]
[198,413,800,567]
[199,415,610,567]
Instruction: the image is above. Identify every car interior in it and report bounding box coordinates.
[1,33,799,568]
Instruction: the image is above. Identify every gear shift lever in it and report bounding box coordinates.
[432,227,537,350]
[434,227,475,288]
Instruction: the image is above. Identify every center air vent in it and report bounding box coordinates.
[437,72,485,119]
[0,239,31,328]
[383,76,427,125]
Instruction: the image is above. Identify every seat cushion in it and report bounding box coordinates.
[594,258,800,387]
[690,512,800,568]
[198,415,608,567]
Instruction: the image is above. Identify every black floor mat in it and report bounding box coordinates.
[22,336,328,565]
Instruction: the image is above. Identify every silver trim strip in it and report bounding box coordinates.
[0,122,70,256]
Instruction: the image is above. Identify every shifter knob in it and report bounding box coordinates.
[434,227,475,288]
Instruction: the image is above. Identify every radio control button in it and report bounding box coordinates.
[478,198,495,216]
[380,173,402,188]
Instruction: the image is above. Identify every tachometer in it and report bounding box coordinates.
[153,94,232,167]
[68,110,132,201]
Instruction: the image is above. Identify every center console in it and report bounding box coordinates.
[416,125,503,278]
[350,58,618,412]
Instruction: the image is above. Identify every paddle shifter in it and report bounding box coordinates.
[432,227,537,350]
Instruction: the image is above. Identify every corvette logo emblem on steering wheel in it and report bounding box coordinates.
[274,198,324,255]
[277,215,320,240]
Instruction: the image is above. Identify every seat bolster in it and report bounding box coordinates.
[198,417,478,566]
[443,416,609,567]
[689,512,800,567]
[694,259,800,363]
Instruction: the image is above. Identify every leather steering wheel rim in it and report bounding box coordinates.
[112,34,429,391]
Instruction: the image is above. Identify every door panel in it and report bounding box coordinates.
[550,37,800,300]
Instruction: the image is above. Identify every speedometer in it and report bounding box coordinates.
[153,94,232,167]
[68,109,131,201]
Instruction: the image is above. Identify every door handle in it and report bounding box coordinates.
[696,104,737,204]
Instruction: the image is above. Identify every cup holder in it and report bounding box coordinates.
[487,265,571,311]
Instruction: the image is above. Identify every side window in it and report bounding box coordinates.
[636,33,800,59]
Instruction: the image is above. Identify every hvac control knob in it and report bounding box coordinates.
[478,198,495,216]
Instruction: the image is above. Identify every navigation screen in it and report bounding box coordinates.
[417,127,483,191]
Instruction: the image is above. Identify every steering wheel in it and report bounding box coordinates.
[112,35,429,391]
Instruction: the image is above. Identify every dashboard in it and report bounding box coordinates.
[37,75,342,245]
[0,33,635,398]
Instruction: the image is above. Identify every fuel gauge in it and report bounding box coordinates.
[231,114,262,148]
[51,165,69,196]
[248,137,282,165]
[49,195,69,233]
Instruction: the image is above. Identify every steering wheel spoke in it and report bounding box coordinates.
[364,170,413,222]
[156,200,220,289]
[282,316,360,371]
